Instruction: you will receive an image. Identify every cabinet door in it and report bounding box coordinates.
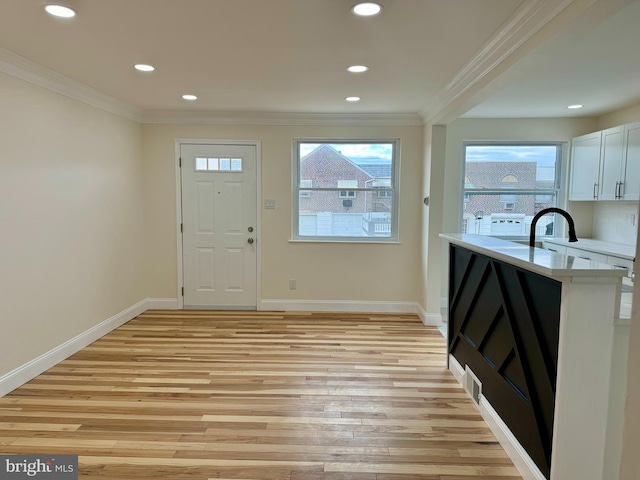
[606,255,633,277]
[598,126,624,200]
[569,131,602,200]
[621,122,640,200]
[542,241,567,254]
[565,246,608,263]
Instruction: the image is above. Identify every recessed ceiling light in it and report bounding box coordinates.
[352,2,382,16]
[182,94,198,101]
[44,4,77,18]
[134,64,155,72]
[347,65,369,73]
[346,96,361,102]
[568,104,583,109]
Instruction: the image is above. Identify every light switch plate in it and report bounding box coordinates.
[264,199,276,209]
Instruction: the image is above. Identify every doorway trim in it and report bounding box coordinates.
[175,138,262,310]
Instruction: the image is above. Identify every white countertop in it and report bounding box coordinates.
[543,237,635,260]
[440,233,628,279]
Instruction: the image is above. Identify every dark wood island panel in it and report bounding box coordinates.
[448,244,562,478]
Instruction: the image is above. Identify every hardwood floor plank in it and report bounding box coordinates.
[0,311,521,479]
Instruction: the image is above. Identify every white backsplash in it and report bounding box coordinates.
[592,202,639,245]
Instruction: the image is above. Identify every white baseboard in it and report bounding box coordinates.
[424,312,442,326]
[479,396,547,480]
[448,354,545,480]
[259,299,426,316]
[0,299,149,397]
[448,354,466,385]
[148,298,179,310]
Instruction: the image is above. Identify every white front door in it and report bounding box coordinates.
[181,143,257,309]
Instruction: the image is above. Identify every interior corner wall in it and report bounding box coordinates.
[141,123,423,305]
[0,72,146,378]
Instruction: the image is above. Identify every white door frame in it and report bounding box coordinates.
[175,138,262,310]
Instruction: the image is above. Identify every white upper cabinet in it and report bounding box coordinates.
[569,122,640,201]
[620,121,640,201]
[598,126,624,200]
[569,131,601,200]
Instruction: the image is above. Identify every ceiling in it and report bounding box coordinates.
[0,0,639,123]
[463,0,640,118]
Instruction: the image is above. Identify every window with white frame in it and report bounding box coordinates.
[462,143,564,238]
[195,157,243,171]
[338,180,357,198]
[299,179,312,197]
[293,140,399,241]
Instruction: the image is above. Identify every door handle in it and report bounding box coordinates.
[247,238,254,244]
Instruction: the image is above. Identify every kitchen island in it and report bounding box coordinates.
[440,234,627,480]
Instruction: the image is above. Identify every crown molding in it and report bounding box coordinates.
[0,48,421,127]
[141,110,424,126]
[420,0,582,123]
[0,47,142,122]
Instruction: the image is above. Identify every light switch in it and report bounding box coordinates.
[264,199,276,209]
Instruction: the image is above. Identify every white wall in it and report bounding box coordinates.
[0,72,146,378]
[598,100,640,130]
[142,123,423,306]
[592,202,638,245]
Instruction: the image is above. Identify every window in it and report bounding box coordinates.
[338,180,357,198]
[195,157,243,171]
[293,140,399,241]
[463,176,473,203]
[499,174,519,206]
[462,143,564,237]
[299,179,312,197]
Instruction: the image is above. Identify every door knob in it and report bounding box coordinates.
[248,226,254,232]
[247,238,254,244]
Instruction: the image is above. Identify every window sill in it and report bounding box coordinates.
[289,239,401,245]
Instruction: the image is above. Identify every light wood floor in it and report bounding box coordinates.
[0,311,522,479]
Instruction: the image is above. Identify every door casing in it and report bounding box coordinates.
[175,139,262,310]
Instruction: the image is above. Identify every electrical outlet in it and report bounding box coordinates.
[289,279,297,290]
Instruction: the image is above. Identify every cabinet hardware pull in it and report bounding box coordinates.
[612,264,628,269]
[618,181,624,199]
[593,182,598,199]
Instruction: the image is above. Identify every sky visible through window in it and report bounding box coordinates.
[300,143,392,165]
[466,145,557,182]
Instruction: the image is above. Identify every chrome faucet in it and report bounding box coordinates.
[529,207,578,247]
